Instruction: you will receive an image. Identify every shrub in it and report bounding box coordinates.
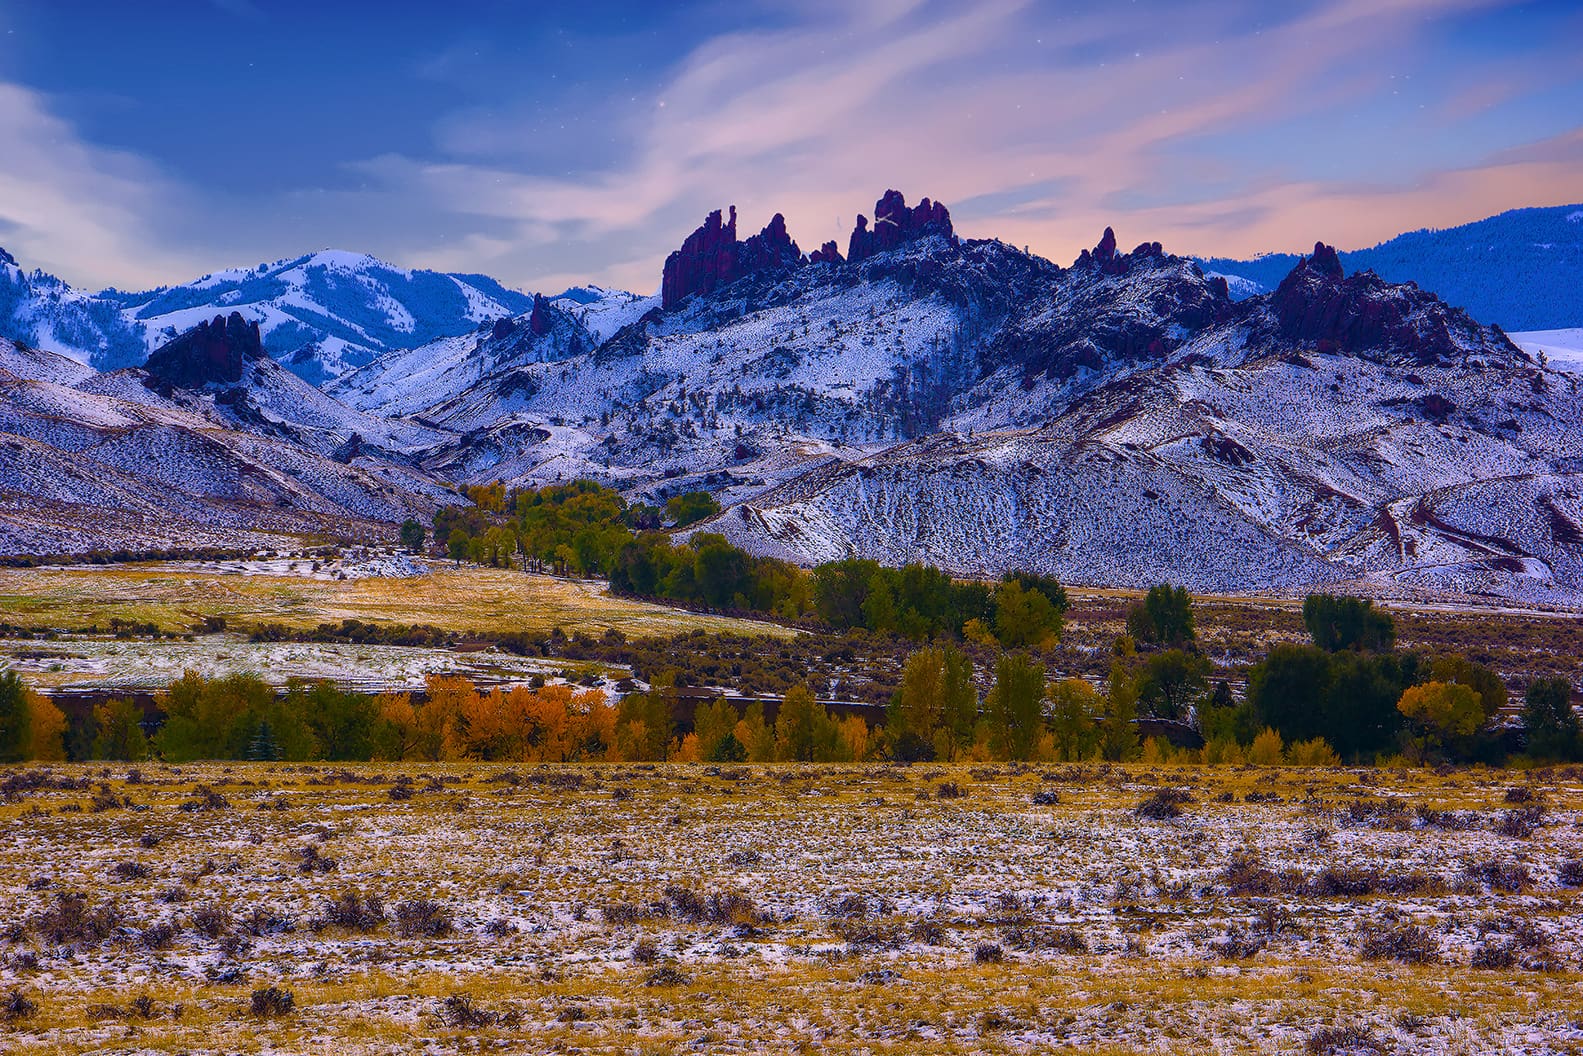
[297,846,337,874]
[937,781,965,800]
[631,939,658,964]
[1,990,37,1024]
[249,987,294,1017]
[436,992,519,1027]
[1135,788,1192,820]
[644,966,690,987]
[139,922,178,950]
[32,891,119,944]
[189,911,229,943]
[313,892,385,933]
[1358,922,1438,964]
[973,942,1004,964]
[1556,859,1583,887]
[1470,941,1518,969]
[1305,1024,1386,1055]
[1494,805,1545,839]
[1460,859,1531,893]
[394,899,453,938]
[111,861,151,881]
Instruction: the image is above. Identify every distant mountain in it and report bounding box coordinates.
[0,248,535,381]
[1198,204,1583,331]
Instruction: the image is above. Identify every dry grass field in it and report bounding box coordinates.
[0,562,789,639]
[1,762,1579,1054]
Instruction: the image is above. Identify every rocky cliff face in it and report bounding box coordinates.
[847,190,955,262]
[660,191,951,309]
[1267,242,1527,367]
[142,312,266,389]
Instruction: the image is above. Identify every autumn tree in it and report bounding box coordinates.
[1397,680,1484,758]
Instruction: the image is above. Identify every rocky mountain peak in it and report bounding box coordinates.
[528,293,553,336]
[847,190,955,262]
[0,246,16,269]
[661,207,809,310]
[142,311,266,389]
[1269,241,1519,365]
[1074,227,1166,276]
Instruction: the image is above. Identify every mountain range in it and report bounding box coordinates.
[3,194,1582,607]
[0,248,535,381]
[1199,204,1583,332]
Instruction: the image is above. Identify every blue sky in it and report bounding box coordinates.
[0,0,1580,293]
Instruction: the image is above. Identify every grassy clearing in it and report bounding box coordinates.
[0,563,791,639]
[0,762,1578,1054]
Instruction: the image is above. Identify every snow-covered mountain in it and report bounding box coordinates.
[1198,204,1583,331]
[0,314,459,555]
[6,190,1583,605]
[0,247,535,381]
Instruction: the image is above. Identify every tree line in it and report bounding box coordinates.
[432,479,1069,645]
[4,583,1578,766]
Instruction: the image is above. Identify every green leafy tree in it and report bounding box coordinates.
[247,721,282,762]
[92,699,150,761]
[296,682,379,761]
[890,645,975,757]
[1523,677,1581,760]
[775,684,840,762]
[992,579,1063,649]
[156,671,275,761]
[1136,649,1212,721]
[666,491,721,527]
[1303,593,1395,652]
[691,698,741,761]
[399,518,426,552]
[986,652,1046,760]
[1427,655,1507,722]
[1099,660,1141,761]
[1048,678,1100,761]
[0,671,30,762]
[1125,584,1195,648]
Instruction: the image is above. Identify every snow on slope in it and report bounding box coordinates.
[551,286,658,342]
[0,246,536,379]
[0,337,97,387]
[1511,329,1583,372]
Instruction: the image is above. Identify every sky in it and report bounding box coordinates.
[0,0,1580,294]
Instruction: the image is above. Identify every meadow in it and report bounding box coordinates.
[0,761,1578,1055]
[0,560,789,639]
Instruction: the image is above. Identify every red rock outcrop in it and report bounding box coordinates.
[847,191,955,262]
[143,311,265,388]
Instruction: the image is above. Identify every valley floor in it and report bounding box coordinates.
[0,762,1578,1054]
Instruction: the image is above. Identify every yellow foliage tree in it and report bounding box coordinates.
[24,691,66,761]
[1397,680,1483,755]
[1248,727,1285,765]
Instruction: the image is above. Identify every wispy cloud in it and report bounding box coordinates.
[0,83,203,289]
[350,0,1580,292]
[3,0,1579,296]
